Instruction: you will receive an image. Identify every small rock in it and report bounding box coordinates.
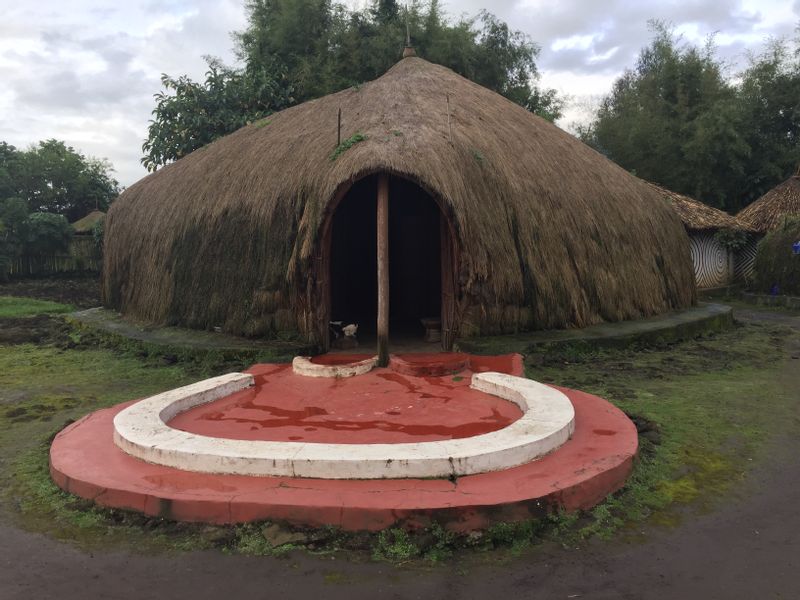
[201,526,236,547]
[466,530,484,545]
[261,523,308,547]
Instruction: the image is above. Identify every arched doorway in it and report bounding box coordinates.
[320,172,457,355]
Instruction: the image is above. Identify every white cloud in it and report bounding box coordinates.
[0,0,246,186]
[0,0,797,187]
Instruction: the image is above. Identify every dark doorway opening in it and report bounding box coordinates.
[329,174,442,341]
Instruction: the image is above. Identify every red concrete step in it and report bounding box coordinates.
[50,385,637,532]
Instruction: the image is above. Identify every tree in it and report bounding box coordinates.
[734,37,800,208]
[10,140,120,221]
[143,1,562,170]
[236,1,561,113]
[234,0,333,102]
[23,212,72,255]
[0,142,20,200]
[141,58,293,172]
[582,21,800,212]
[0,197,29,281]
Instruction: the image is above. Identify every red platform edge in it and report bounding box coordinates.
[49,380,637,532]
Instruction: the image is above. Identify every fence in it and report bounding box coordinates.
[9,236,101,277]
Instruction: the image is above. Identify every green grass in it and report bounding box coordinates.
[527,322,795,535]
[0,317,796,562]
[0,296,74,318]
[330,133,368,161]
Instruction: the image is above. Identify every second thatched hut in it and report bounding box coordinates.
[736,166,800,280]
[646,183,753,289]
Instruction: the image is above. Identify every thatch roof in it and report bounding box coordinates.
[644,182,751,232]
[737,170,800,233]
[103,57,695,340]
[71,210,105,234]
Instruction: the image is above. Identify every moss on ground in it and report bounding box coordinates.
[0,297,797,563]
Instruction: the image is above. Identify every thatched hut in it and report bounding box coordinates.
[737,167,800,233]
[736,166,800,280]
[71,210,105,235]
[103,56,695,352]
[646,182,752,289]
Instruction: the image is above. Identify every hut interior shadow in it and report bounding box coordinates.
[330,174,441,342]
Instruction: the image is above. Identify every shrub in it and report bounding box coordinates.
[24,212,73,255]
[92,216,105,252]
[753,217,800,296]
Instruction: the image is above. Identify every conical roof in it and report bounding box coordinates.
[645,182,753,231]
[738,169,800,233]
[71,210,105,234]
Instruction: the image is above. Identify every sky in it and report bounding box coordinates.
[1,0,798,187]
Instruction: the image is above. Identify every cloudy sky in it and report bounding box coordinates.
[1,0,798,187]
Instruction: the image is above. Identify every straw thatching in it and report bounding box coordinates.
[103,57,695,343]
[645,182,751,231]
[71,210,105,235]
[645,182,749,288]
[737,170,800,233]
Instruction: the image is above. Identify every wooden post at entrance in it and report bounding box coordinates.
[377,173,390,367]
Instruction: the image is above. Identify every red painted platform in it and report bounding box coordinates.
[168,359,523,444]
[49,353,638,531]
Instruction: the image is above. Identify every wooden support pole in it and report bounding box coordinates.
[377,173,390,367]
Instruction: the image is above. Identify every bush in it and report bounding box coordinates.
[24,212,72,255]
[753,217,800,296]
[91,216,105,252]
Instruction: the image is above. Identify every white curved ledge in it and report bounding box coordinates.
[292,355,377,378]
[112,371,575,480]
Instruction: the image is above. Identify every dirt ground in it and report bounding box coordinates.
[0,276,99,345]
[0,306,798,599]
[0,275,101,309]
[0,315,73,345]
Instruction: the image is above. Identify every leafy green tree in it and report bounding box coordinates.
[582,21,800,212]
[582,22,746,208]
[235,0,333,102]
[734,37,800,208]
[141,58,293,171]
[0,198,29,281]
[0,139,116,277]
[236,1,561,113]
[10,140,119,221]
[23,212,72,255]
[0,142,21,200]
[143,1,562,170]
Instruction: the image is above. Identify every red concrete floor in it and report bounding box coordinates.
[49,353,637,532]
[169,356,523,444]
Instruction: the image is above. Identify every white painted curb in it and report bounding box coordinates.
[292,355,377,377]
[113,371,575,480]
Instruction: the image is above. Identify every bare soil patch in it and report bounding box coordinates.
[0,275,100,309]
[0,315,72,345]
